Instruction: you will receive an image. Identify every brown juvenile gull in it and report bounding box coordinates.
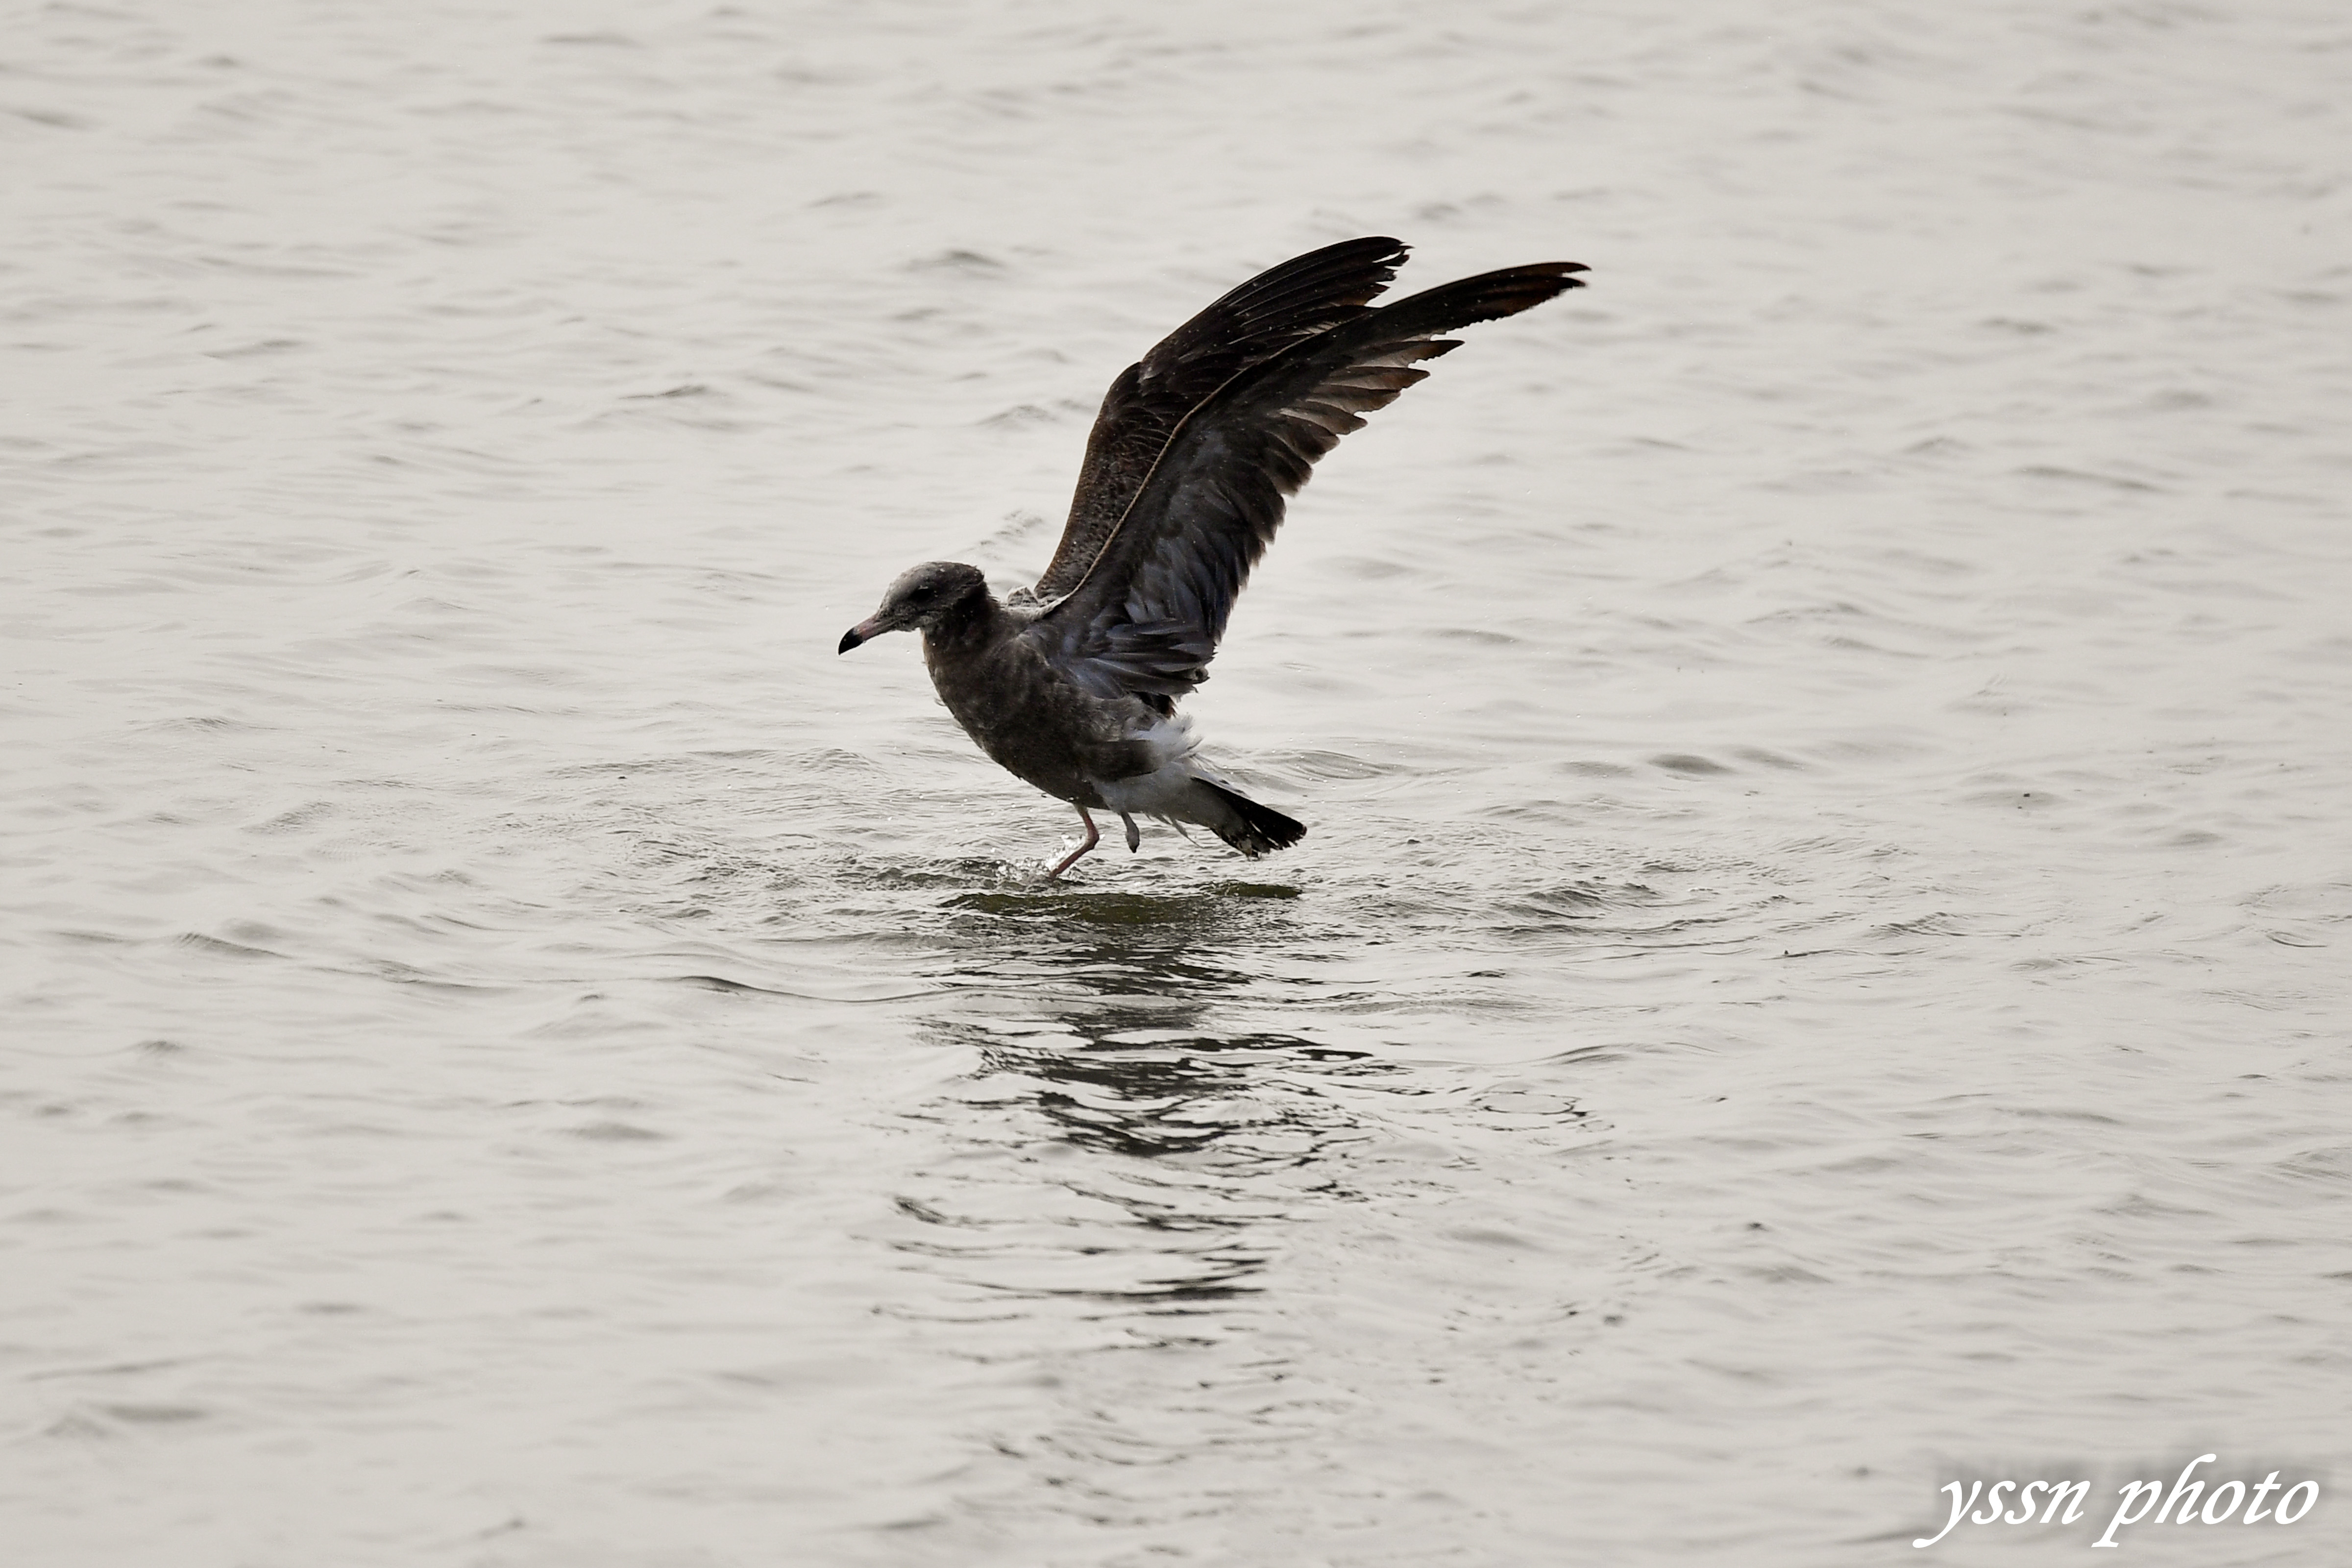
[838,236,1586,880]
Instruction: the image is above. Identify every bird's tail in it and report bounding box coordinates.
[1187,779,1306,858]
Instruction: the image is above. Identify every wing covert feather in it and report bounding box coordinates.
[1029,261,1587,702]
[1026,237,1409,605]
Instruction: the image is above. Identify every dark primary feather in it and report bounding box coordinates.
[1026,260,1588,703]
[1026,236,1409,605]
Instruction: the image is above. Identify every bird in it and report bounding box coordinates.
[838,236,1585,880]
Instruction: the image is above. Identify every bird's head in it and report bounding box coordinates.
[837,561,990,653]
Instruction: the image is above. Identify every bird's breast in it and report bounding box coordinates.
[921,631,1150,806]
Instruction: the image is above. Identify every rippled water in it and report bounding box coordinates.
[6,2,2348,1564]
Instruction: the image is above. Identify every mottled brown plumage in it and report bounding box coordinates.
[1025,236,1408,608]
[840,238,1586,879]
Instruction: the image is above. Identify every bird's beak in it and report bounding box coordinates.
[837,615,885,654]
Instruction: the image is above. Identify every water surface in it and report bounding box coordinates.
[4,2,2348,1564]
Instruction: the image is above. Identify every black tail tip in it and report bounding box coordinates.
[1200,781,1306,858]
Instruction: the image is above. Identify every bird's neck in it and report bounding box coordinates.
[919,588,1003,658]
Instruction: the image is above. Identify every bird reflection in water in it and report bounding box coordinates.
[966,1015,1384,1169]
[886,883,1402,1316]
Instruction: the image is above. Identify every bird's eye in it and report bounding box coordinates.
[912,585,934,601]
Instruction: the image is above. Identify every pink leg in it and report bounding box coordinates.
[1045,807,1101,881]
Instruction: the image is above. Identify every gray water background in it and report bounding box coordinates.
[4,2,2348,1564]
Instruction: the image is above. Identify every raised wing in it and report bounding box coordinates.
[1027,261,1587,703]
[1024,237,1410,606]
